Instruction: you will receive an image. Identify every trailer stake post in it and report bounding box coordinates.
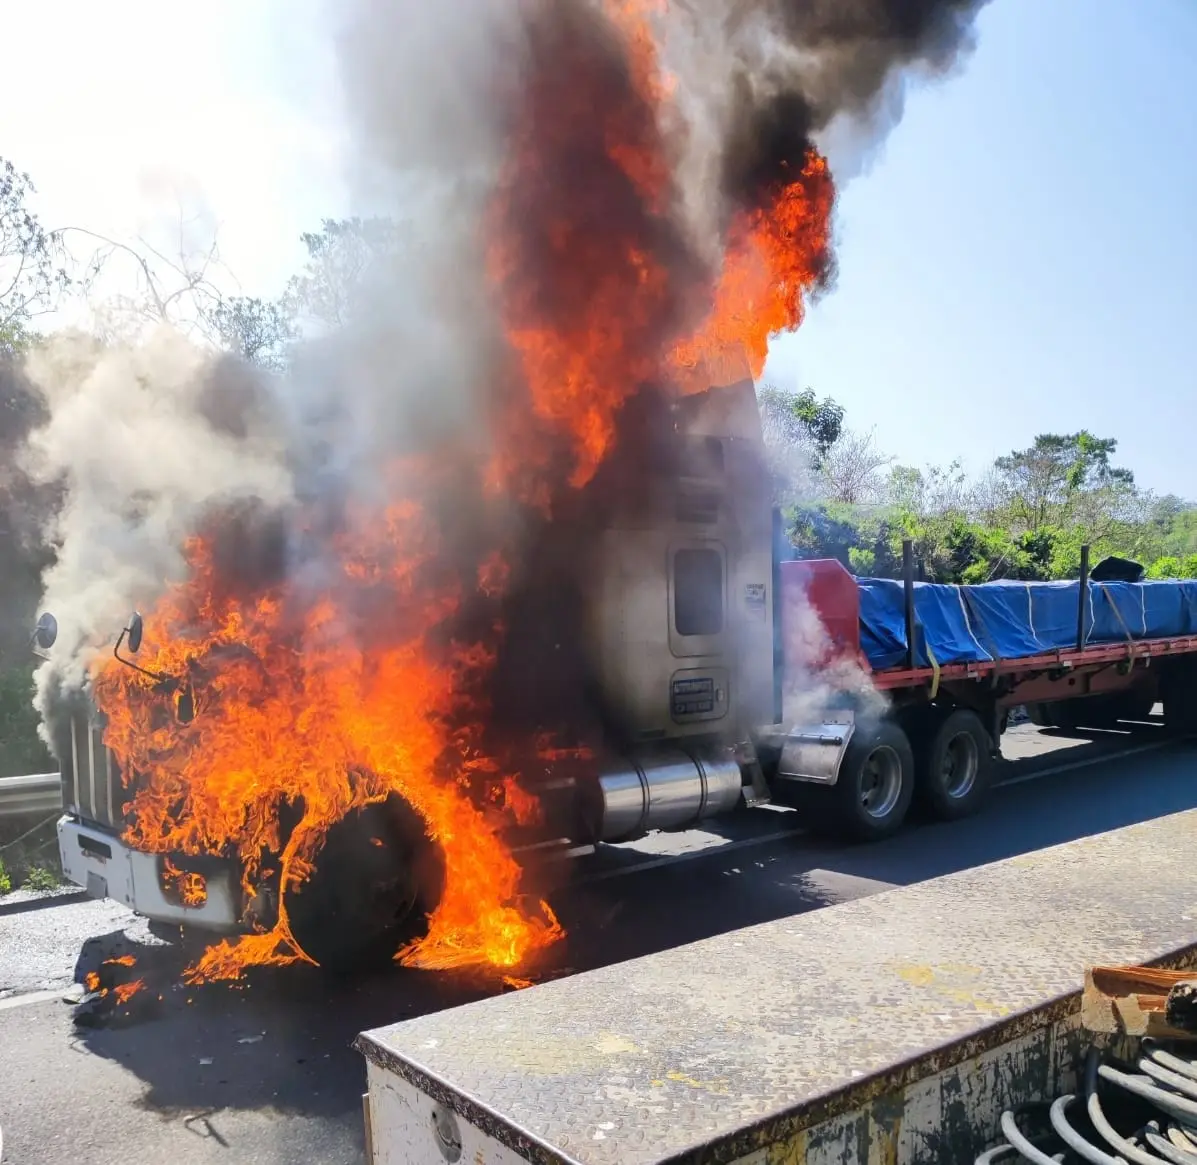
[903,538,916,670]
[1077,543,1090,652]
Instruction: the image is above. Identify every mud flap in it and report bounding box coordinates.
[775,719,856,786]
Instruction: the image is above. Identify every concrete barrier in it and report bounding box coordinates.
[357,808,1197,1164]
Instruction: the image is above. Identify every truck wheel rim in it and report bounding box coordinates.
[859,745,903,819]
[942,733,979,799]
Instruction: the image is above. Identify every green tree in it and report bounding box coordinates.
[210,295,295,370]
[1147,555,1197,580]
[283,217,409,332]
[0,663,53,778]
[758,385,844,468]
[993,431,1136,534]
[1154,500,1197,559]
[0,160,69,353]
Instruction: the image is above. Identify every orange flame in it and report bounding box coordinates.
[88,0,832,985]
[163,858,208,907]
[94,501,562,979]
[113,980,145,1005]
[500,776,542,828]
[82,955,143,1006]
[484,0,685,497]
[674,158,835,383]
[486,0,833,499]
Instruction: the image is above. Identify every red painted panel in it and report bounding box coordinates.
[778,559,863,680]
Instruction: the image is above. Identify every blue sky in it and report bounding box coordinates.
[5,1,1193,496]
[765,0,1197,497]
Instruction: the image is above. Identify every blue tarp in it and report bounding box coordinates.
[858,576,1197,672]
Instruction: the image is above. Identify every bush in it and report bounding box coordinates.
[23,866,58,891]
[0,662,52,778]
[1146,554,1197,580]
[0,815,61,891]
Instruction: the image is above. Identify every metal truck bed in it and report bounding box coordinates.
[357,806,1197,1164]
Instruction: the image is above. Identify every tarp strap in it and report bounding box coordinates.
[927,640,941,700]
[1097,582,1136,663]
[960,593,1004,687]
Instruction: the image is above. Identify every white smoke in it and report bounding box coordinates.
[18,0,523,727]
[778,572,887,729]
[22,329,293,702]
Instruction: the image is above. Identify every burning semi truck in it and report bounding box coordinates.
[17,0,1186,981]
[33,361,1197,977]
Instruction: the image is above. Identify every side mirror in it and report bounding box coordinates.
[114,611,166,682]
[110,610,193,713]
[127,612,144,654]
[32,612,58,652]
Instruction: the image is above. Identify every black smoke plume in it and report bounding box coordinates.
[662,0,992,231]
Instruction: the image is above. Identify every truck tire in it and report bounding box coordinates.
[1025,703,1055,728]
[915,708,993,822]
[1111,688,1156,724]
[1163,667,1197,737]
[1047,699,1085,730]
[286,797,444,975]
[1047,691,1155,731]
[1028,697,1098,731]
[827,720,915,843]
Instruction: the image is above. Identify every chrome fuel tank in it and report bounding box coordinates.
[586,745,743,843]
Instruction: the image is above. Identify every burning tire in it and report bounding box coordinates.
[914,708,993,822]
[285,797,445,975]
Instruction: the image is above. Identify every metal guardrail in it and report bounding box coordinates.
[0,772,62,819]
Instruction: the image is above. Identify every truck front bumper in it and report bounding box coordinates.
[57,816,240,931]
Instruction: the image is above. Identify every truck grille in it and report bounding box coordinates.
[61,709,123,831]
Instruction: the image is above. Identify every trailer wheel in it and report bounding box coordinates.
[1025,702,1055,728]
[1110,688,1156,724]
[829,720,914,842]
[916,708,993,822]
[1043,691,1156,732]
[1163,668,1197,737]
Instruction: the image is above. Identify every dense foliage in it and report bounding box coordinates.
[759,388,1196,582]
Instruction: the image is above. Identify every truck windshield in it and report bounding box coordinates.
[674,547,724,636]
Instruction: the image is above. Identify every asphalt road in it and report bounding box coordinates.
[1,721,1193,1165]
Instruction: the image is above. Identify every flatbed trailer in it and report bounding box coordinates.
[738,545,1197,846]
[789,545,1197,711]
[356,806,1197,1165]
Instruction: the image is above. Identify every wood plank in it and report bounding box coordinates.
[1082,965,1197,1039]
[1091,965,1197,994]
